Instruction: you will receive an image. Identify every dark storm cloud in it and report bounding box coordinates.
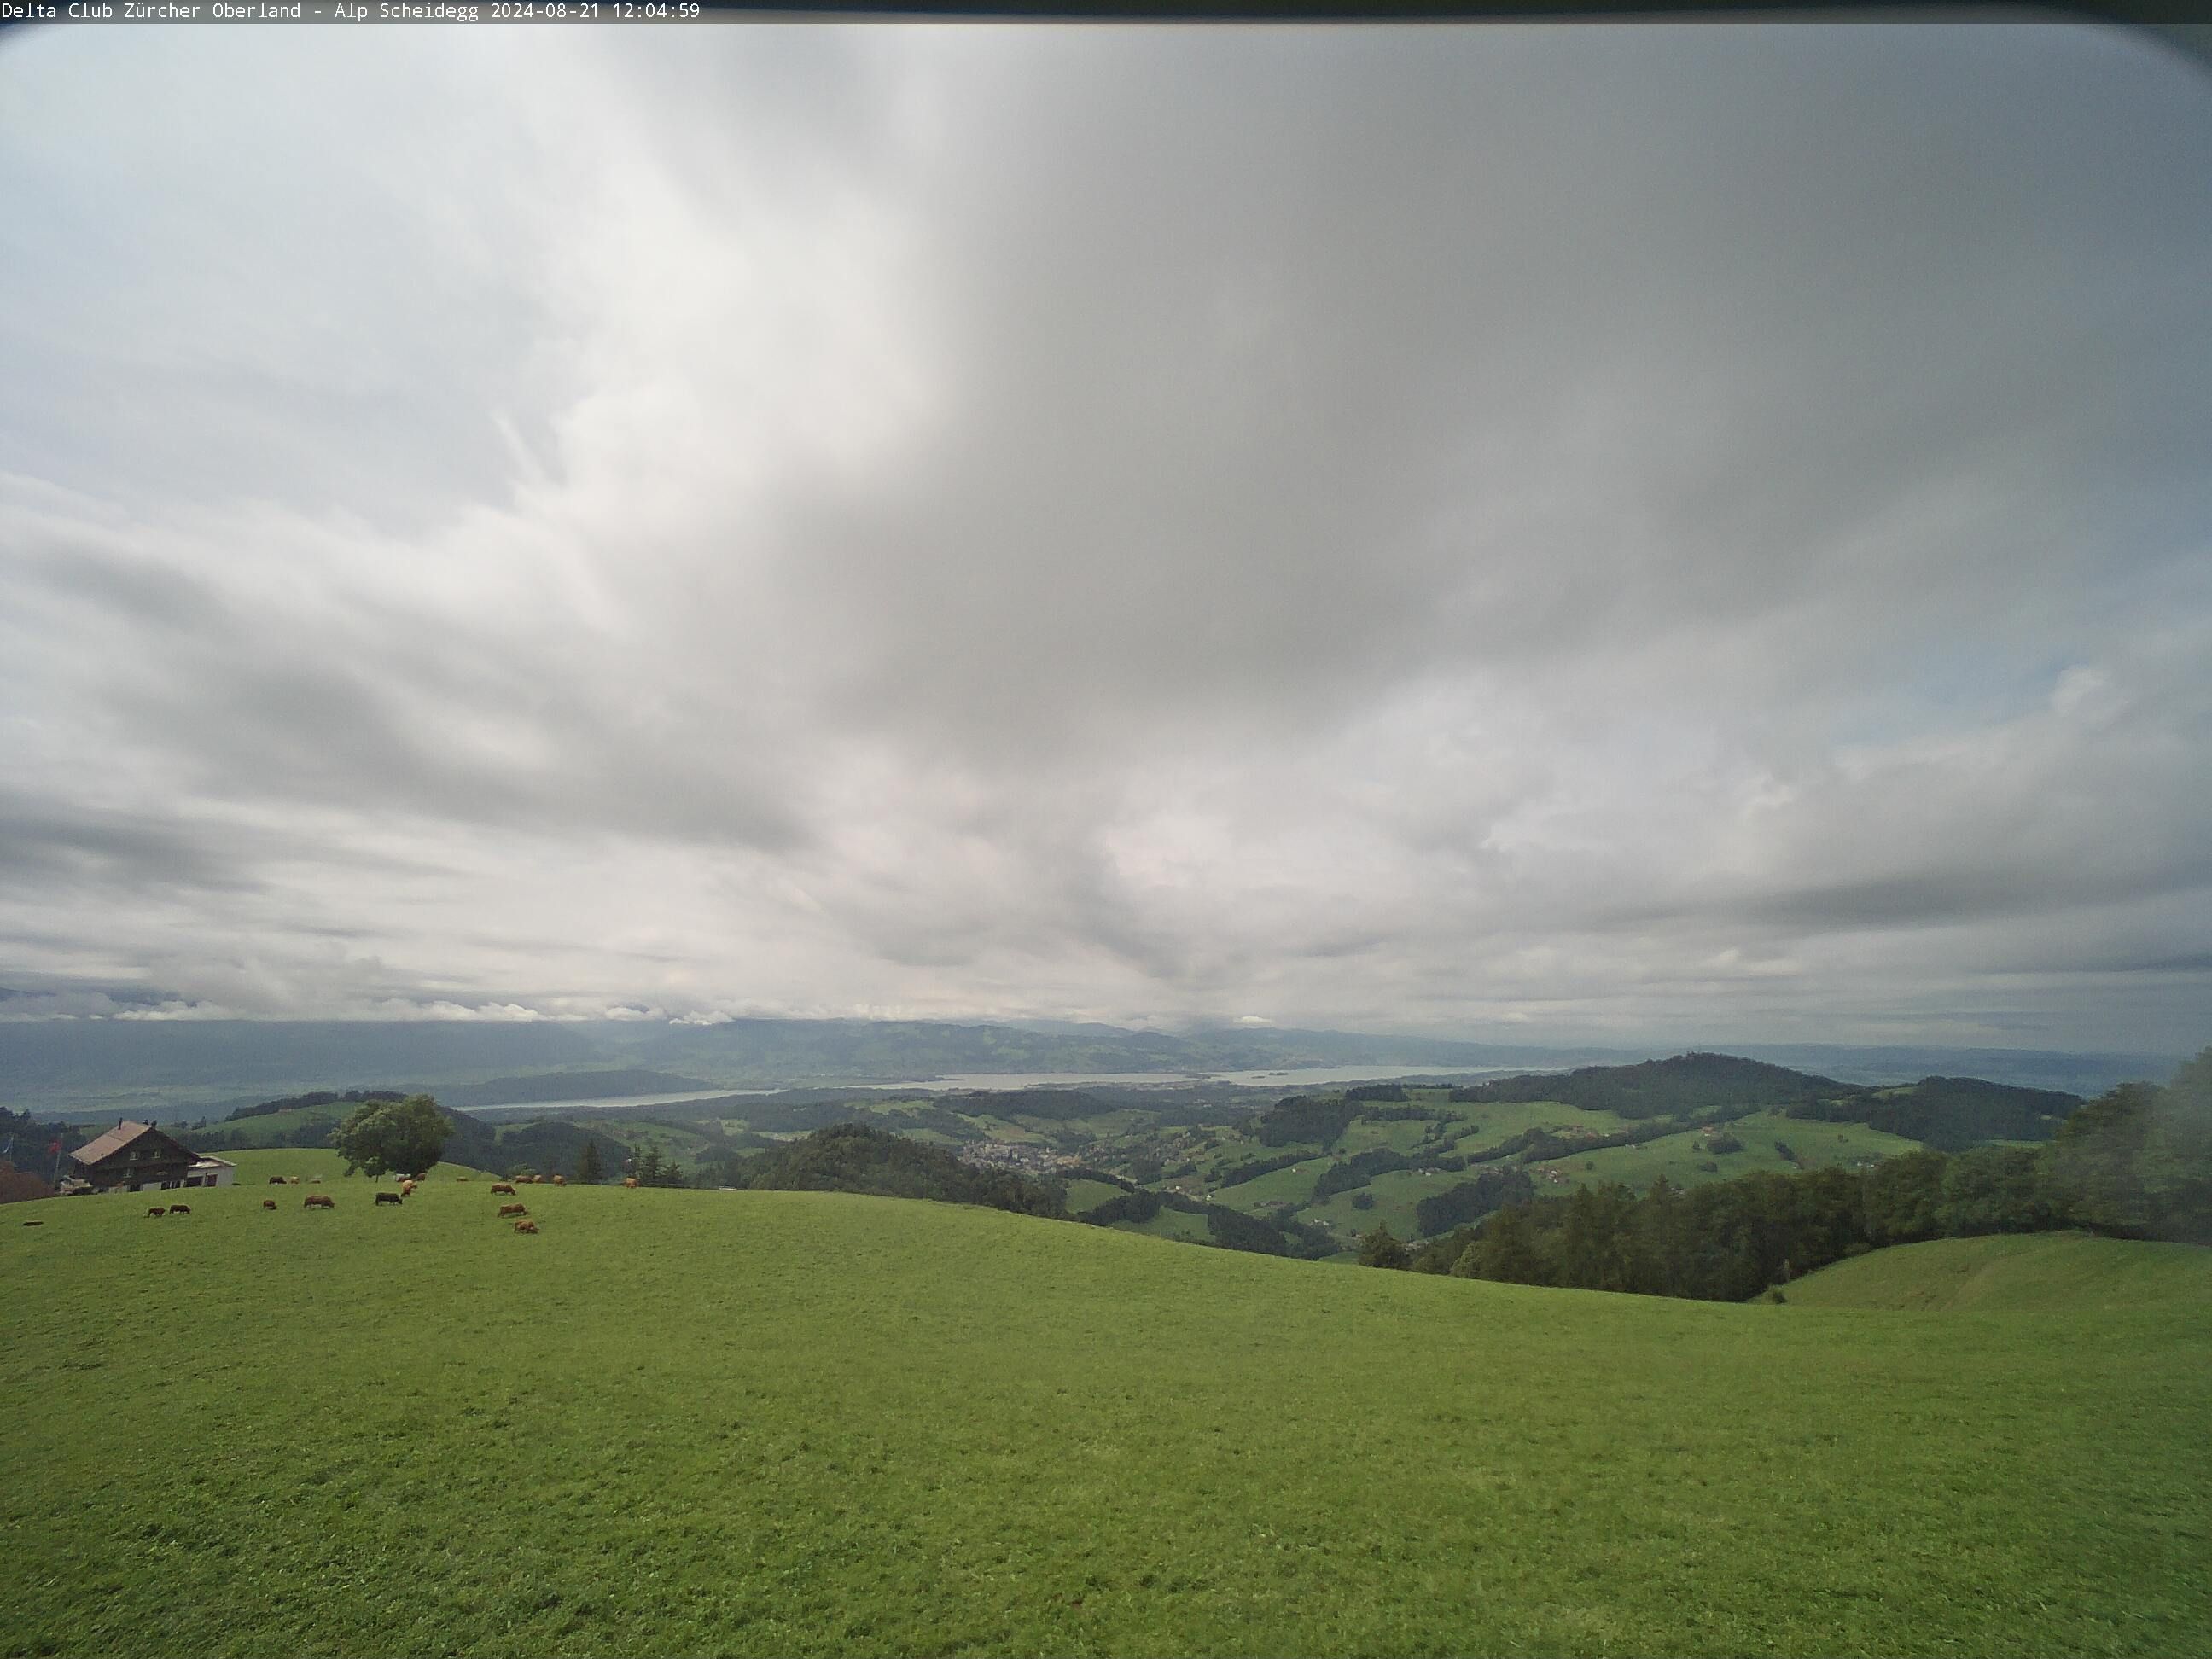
[0,792,269,897]
[0,23,2207,1050]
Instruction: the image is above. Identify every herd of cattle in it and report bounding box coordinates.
[137,1170,644,1231]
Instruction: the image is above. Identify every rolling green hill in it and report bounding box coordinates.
[3,1182,2206,1656]
[1783,1232,2212,1313]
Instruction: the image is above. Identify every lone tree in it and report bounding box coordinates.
[333,1094,451,1178]
[1357,1223,1411,1270]
[577,1138,605,1185]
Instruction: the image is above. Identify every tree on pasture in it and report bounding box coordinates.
[1357,1223,1411,1270]
[578,1139,605,1184]
[333,1094,452,1178]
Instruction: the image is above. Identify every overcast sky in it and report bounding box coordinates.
[1,21,2207,1052]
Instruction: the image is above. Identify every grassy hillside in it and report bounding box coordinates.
[1784,1232,2212,1313]
[1538,1112,1925,1190]
[219,1148,498,1185]
[4,1183,2207,1657]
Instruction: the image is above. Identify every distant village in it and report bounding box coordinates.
[958,1139,1080,1177]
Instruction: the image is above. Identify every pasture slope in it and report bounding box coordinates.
[218,1149,501,1185]
[3,1183,2207,1658]
[1782,1231,2212,1313]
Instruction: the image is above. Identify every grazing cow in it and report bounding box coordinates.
[399,1180,417,1197]
[288,1176,301,1185]
[498,1203,528,1218]
[146,1207,166,1218]
[375,1191,404,1207]
[456,1176,470,1183]
[262,1198,277,1209]
[269,1175,287,1185]
[623,1178,638,1189]
[308,1175,323,1185]
[305,1195,335,1210]
[490,1183,516,1196]
[513,1219,538,1234]
[168,1204,190,1215]
[551,1174,567,1186]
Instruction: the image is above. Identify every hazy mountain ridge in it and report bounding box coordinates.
[0,1012,2176,1114]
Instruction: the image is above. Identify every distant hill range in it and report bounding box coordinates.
[0,1010,2179,1113]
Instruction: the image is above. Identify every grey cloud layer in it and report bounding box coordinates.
[1,24,2207,1051]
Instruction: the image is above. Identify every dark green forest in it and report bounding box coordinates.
[1398,1052,2212,1300]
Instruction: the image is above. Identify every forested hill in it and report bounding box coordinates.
[1453,1052,2080,1144]
[1788,1076,2079,1150]
[725,1124,1067,1219]
[1455,1052,1850,1118]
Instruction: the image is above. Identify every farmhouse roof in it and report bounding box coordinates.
[72,1121,199,1170]
[73,1121,159,1166]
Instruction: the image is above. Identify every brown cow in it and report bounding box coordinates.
[288,1176,301,1185]
[262,1198,277,1209]
[168,1204,190,1216]
[456,1176,470,1183]
[623,1177,638,1189]
[498,1203,528,1218]
[146,1207,166,1218]
[489,1183,517,1196]
[399,1180,417,1197]
[513,1219,538,1234]
[305,1195,335,1210]
[268,1175,287,1185]
[375,1191,404,1207]
[551,1174,567,1186]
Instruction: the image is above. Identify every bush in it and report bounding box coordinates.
[1357,1225,1411,1270]
[1349,1191,1375,1211]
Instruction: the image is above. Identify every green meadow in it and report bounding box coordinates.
[218,1149,498,1185]
[1537,1113,1927,1191]
[5,1183,2207,1657]
[1302,1167,1477,1242]
[1784,1231,2212,1313]
[1059,1179,1129,1216]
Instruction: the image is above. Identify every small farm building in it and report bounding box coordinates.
[68,1121,214,1195]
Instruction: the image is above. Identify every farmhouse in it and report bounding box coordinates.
[67,1121,222,1195]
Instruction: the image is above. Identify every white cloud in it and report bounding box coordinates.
[0,24,2207,1053]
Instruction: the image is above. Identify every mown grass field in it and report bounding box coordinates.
[1784,1231,2212,1313]
[4,1184,2207,1657]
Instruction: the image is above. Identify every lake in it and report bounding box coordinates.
[469,1063,1560,1117]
